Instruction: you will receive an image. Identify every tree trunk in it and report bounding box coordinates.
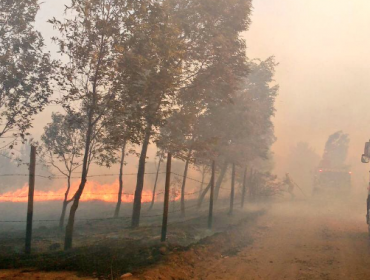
[241,167,247,208]
[250,169,256,202]
[247,168,253,201]
[198,166,206,200]
[208,161,215,229]
[131,125,151,227]
[180,150,192,217]
[148,154,162,211]
[64,34,104,249]
[198,162,228,208]
[161,153,172,242]
[229,163,235,215]
[197,180,211,208]
[114,142,126,218]
[64,113,94,250]
[64,183,85,250]
[214,161,228,200]
[25,146,36,255]
[59,176,71,231]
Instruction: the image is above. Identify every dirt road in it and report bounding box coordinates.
[231,200,370,280]
[136,198,370,280]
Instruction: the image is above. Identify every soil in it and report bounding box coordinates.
[2,198,370,280]
[132,198,370,280]
[0,269,94,279]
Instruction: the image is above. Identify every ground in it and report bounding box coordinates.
[2,197,370,280]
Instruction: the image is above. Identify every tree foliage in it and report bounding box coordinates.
[41,113,84,176]
[194,57,278,167]
[11,0,280,247]
[0,0,53,139]
[195,57,278,204]
[124,0,252,226]
[40,112,85,230]
[49,0,131,249]
[320,131,349,169]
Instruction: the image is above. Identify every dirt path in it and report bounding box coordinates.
[136,199,370,280]
[230,201,370,280]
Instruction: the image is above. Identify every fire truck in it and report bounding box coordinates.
[361,141,370,235]
[312,168,352,196]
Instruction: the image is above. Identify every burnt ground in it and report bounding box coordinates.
[0,201,264,279]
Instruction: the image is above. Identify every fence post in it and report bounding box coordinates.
[249,168,254,202]
[149,154,162,211]
[229,163,235,215]
[251,169,257,202]
[208,160,215,229]
[161,153,172,242]
[25,145,36,255]
[241,167,247,208]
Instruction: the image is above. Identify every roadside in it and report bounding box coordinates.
[132,198,370,280]
[0,204,265,279]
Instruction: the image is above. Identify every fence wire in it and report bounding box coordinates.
[0,168,243,240]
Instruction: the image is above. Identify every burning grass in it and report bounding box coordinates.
[0,181,156,203]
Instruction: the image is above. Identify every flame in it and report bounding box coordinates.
[0,180,156,203]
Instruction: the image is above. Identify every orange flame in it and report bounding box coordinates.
[0,180,156,203]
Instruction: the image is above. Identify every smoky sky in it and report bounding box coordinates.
[32,0,370,180]
[245,0,370,179]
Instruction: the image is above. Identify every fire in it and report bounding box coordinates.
[0,180,156,203]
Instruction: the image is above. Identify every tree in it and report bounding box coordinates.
[49,0,128,249]
[102,99,143,218]
[40,113,84,230]
[250,171,282,200]
[0,0,53,141]
[156,110,198,216]
[320,131,350,169]
[119,0,189,227]
[197,57,278,204]
[152,0,252,217]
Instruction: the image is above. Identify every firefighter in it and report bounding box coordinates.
[284,173,295,199]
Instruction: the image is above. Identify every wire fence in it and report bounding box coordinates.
[0,156,252,255]
[0,202,240,238]
[0,172,167,180]
[0,197,221,223]
[0,204,244,256]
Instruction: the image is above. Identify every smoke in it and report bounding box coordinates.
[320,131,350,169]
[245,1,370,195]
